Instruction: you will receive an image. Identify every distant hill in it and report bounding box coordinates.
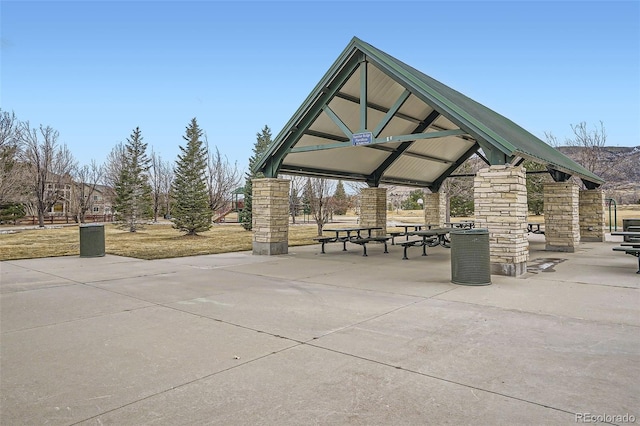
[557,145,640,203]
[380,145,639,204]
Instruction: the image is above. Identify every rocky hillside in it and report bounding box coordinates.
[557,145,640,203]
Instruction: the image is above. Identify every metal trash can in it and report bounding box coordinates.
[450,228,491,286]
[79,223,105,257]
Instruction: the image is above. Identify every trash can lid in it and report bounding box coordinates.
[80,223,104,228]
[450,228,489,235]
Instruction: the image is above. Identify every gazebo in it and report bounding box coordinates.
[253,37,605,276]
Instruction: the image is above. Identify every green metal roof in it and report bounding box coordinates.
[256,37,604,189]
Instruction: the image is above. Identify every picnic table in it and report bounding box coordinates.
[316,226,386,255]
[527,223,544,234]
[388,223,437,244]
[444,220,475,229]
[400,228,451,260]
[611,231,640,273]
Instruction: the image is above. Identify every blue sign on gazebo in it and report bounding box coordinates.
[352,132,373,146]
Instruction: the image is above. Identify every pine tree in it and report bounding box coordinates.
[524,160,550,215]
[401,189,425,210]
[171,118,211,235]
[240,125,272,230]
[332,180,349,215]
[113,127,152,232]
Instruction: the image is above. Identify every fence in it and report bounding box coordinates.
[13,215,115,225]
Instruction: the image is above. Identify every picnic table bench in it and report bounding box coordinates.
[313,236,345,254]
[400,237,438,260]
[315,226,384,255]
[350,236,390,256]
[444,221,475,229]
[611,231,640,273]
[527,223,545,234]
[401,229,451,260]
[387,223,437,244]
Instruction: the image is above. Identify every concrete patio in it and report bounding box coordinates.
[1,234,638,425]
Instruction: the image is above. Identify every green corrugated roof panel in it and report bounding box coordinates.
[353,38,603,184]
[257,37,604,186]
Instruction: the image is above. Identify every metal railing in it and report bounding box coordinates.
[606,198,617,232]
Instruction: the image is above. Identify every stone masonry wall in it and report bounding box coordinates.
[474,165,528,276]
[544,182,579,252]
[423,192,446,227]
[359,187,387,237]
[252,178,290,255]
[579,189,606,242]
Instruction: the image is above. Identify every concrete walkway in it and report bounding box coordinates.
[1,235,638,425]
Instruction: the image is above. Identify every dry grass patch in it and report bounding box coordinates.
[2,207,638,261]
[0,227,80,260]
[0,223,319,261]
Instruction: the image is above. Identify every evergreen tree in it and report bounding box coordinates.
[171,118,211,235]
[240,125,272,230]
[113,127,152,232]
[332,180,349,215]
[449,195,474,217]
[401,189,425,210]
[524,160,550,215]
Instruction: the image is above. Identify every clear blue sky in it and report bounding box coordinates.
[2,0,639,174]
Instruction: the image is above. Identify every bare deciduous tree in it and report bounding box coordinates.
[0,110,28,205]
[103,142,126,189]
[281,174,305,224]
[19,122,76,227]
[205,136,241,219]
[546,121,635,192]
[102,142,126,209]
[149,150,171,222]
[569,121,607,175]
[305,177,335,235]
[71,160,104,223]
[159,158,173,219]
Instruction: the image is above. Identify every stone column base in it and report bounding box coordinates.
[491,261,527,277]
[545,244,576,253]
[253,241,288,256]
[423,192,446,227]
[252,178,289,256]
[359,187,387,237]
[580,237,602,243]
[474,165,529,278]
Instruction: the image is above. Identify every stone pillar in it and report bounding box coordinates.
[359,187,387,237]
[474,165,528,277]
[579,189,606,242]
[423,192,446,227]
[544,182,580,252]
[252,178,289,255]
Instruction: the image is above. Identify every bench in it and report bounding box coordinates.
[349,236,390,256]
[612,246,640,274]
[627,226,640,240]
[400,237,437,260]
[313,236,339,254]
[388,231,405,245]
[527,223,544,234]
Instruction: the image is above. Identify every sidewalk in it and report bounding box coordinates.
[1,235,638,425]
